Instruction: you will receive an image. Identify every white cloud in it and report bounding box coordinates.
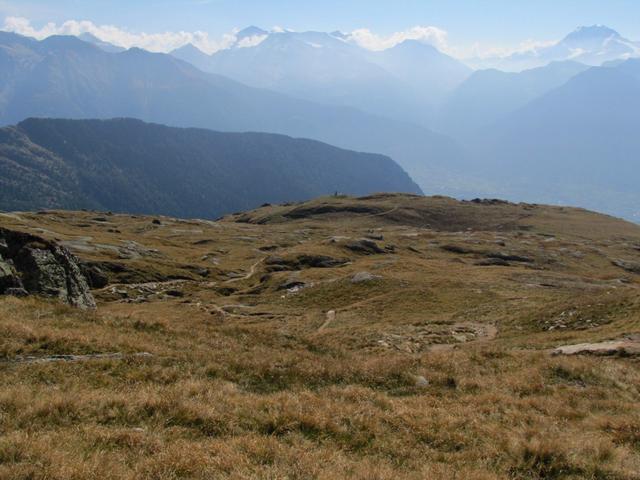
[1,16,237,54]
[462,38,558,60]
[1,16,572,63]
[341,25,562,61]
[344,26,450,52]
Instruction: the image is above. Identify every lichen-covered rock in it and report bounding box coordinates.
[0,227,96,309]
[0,256,21,291]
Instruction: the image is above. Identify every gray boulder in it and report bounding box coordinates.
[612,259,640,274]
[351,271,382,284]
[0,227,96,309]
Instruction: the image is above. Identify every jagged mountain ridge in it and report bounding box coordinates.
[170,28,472,126]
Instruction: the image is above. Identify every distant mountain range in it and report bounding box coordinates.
[1,25,638,222]
[0,118,420,218]
[471,25,640,72]
[0,30,467,196]
[171,27,471,126]
[77,33,126,53]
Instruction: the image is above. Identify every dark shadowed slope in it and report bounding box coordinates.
[0,118,421,218]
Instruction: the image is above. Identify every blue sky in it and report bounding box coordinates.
[1,0,639,56]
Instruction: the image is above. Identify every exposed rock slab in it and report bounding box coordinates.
[552,337,640,356]
[265,254,348,271]
[0,227,96,309]
[344,239,387,255]
[351,271,381,283]
[612,259,640,274]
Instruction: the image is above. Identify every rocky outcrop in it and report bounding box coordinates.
[79,262,109,289]
[351,271,382,283]
[282,204,385,220]
[265,254,349,272]
[552,337,640,356]
[344,239,387,255]
[0,255,21,291]
[486,252,533,263]
[0,228,96,309]
[612,259,640,274]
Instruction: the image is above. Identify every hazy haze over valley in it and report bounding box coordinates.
[1,5,638,220]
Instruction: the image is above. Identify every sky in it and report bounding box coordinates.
[1,0,639,57]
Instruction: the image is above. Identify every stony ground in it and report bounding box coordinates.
[1,194,640,479]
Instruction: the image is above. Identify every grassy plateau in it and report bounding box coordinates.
[1,194,640,479]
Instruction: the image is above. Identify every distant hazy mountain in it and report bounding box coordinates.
[472,25,639,72]
[77,33,126,53]
[0,31,468,196]
[366,39,472,105]
[195,30,410,112]
[170,42,211,69]
[0,118,421,218]
[475,58,640,220]
[438,61,590,138]
[171,28,471,126]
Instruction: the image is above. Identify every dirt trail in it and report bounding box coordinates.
[365,205,399,218]
[225,257,265,284]
[339,292,398,311]
[318,310,336,332]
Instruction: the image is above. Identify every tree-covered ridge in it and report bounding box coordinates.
[0,118,421,218]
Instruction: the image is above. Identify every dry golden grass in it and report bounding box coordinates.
[1,194,640,479]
